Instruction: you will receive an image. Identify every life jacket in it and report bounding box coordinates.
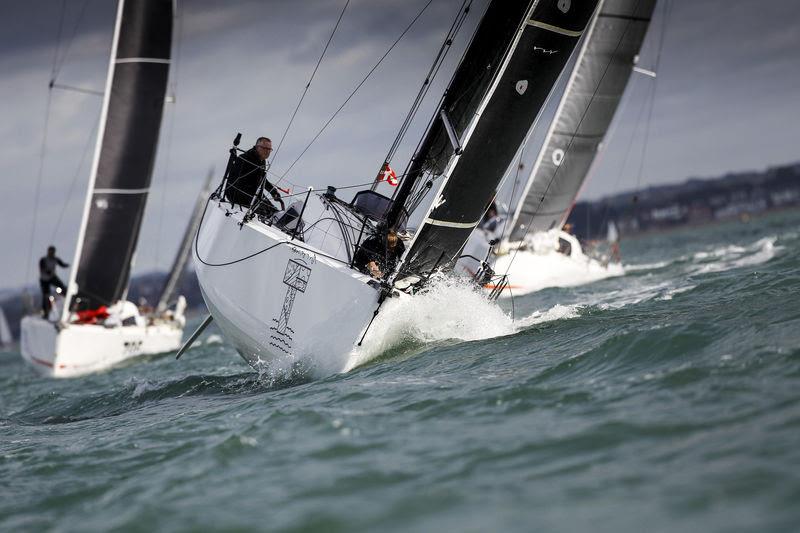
[75,306,109,324]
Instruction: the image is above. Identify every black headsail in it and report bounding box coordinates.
[389,0,600,279]
[64,0,173,313]
[508,0,657,241]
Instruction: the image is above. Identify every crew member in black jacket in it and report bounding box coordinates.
[225,137,285,211]
[39,245,68,318]
[353,229,405,279]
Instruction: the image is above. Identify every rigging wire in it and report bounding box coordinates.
[497,149,527,243]
[51,0,91,82]
[50,83,103,96]
[271,0,350,170]
[153,1,185,272]
[276,0,436,186]
[382,0,471,167]
[595,78,653,235]
[633,0,672,194]
[26,0,69,285]
[50,108,102,245]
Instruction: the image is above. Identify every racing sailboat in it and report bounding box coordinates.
[194,0,600,375]
[469,0,657,296]
[20,0,185,377]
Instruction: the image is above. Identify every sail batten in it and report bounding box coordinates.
[63,0,173,314]
[527,20,584,37]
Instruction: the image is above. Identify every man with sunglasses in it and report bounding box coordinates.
[225,137,285,211]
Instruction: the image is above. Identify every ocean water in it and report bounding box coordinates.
[2,210,799,532]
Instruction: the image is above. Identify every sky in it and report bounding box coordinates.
[1,0,799,291]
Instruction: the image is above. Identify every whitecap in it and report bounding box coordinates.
[514,304,581,328]
[205,334,223,345]
[625,260,671,272]
[689,236,780,275]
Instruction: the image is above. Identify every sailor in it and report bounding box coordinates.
[39,245,68,318]
[557,223,573,256]
[479,201,503,242]
[353,229,405,279]
[225,137,285,211]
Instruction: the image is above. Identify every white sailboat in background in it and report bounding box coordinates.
[463,0,657,297]
[21,0,185,378]
[192,0,601,375]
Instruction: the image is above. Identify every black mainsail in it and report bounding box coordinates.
[508,0,657,241]
[391,0,601,278]
[64,0,173,313]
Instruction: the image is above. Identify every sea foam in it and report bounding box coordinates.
[345,275,580,371]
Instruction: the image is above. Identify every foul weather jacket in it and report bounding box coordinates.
[225,148,282,208]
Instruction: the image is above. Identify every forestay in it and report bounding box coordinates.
[393,0,601,278]
[65,0,173,313]
[508,0,657,241]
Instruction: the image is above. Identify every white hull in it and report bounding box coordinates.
[20,315,183,378]
[194,201,382,375]
[460,229,623,297]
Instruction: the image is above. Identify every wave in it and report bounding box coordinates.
[9,372,296,425]
[515,304,582,328]
[624,260,671,272]
[345,274,593,372]
[688,236,780,275]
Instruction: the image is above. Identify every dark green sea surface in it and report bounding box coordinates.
[2,210,799,532]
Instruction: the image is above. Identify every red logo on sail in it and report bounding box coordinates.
[376,162,398,187]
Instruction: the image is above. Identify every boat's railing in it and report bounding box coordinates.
[212,136,400,272]
[318,191,385,270]
[301,215,365,263]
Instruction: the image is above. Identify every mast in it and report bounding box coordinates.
[507,0,657,242]
[156,168,214,312]
[62,0,173,319]
[395,0,601,278]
